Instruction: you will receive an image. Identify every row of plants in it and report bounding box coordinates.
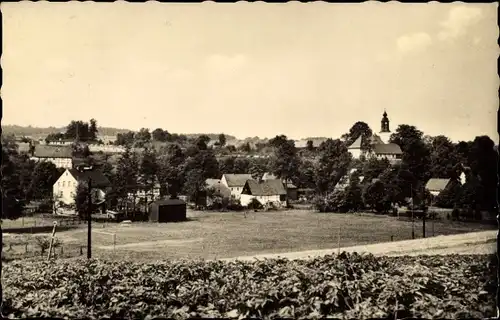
[2,253,496,319]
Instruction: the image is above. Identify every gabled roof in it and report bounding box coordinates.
[33,145,73,158]
[243,179,286,196]
[222,174,254,187]
[67,168,111,188]
[372,143,402,155]
[425,178,451,192]
[262,172,297,188]
[348,136,362,149]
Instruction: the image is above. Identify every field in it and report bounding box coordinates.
[2,253,497,318]
[3,210,496,262]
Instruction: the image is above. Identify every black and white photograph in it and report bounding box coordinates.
[1,2,499,318]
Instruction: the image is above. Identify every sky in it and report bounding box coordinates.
[2,2,498,142]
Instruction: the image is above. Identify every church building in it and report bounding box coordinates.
[348,110,403,163]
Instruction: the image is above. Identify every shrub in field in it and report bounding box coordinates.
[34,236,61,256]
[247,198,263,210]
[2,253,496,319]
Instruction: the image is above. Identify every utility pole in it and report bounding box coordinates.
[87,177,92,259]
[411,185,415,240]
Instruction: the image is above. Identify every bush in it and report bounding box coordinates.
[313,191,348,213]
[227,198,243,211]
[2,254,496,319]
[247,198,263,210]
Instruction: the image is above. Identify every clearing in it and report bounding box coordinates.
[4,210,496,261]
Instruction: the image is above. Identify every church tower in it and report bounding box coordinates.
[379,110,391,144]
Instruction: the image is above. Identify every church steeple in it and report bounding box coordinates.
[380,109,390,133]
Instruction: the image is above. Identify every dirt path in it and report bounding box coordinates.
[219,230,497,262]
[98,238,203,250]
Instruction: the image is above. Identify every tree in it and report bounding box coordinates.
[361,157,390,184]
[346,121,373,151]
[429,135,459,179]
[183,169,206,208]
[152,128,169,142]
[269,135,300,205]
[74,182,99,219]
[29,162,61,201]
[315,139,352,194]
[115,131,135,146]
[1,148,25,219]
[390,124,431,184]
[297,159,316,189]
[434,180,462,209]
[135,128,151,143]
[238,142,252,153]
[362,180,391,213]
[306,140,314,151]
[343,171,363,211]
[115,146,140,211]
[234,158,250,174]
[218,134,227,147]
[139,147,159,207]
[219,157,236,174]
[89,118,98,141]
[195,135,211,150]
[468,135,498,212]
[158,144,186,198]
[248,158,269,180]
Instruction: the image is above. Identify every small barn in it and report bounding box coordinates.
[149,198,187,223]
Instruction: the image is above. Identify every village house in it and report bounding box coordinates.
[261,172,299,200]
[425,178,455,197]
[31,145,74,169]
[240,179,287,207]
[52,168,111,213]
[46,138,75,146]
[220,174,254,199]
[348,110,403,162]
[335,168,365,191]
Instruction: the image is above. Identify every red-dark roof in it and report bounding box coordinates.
[372,143,402,155]
[33,145,73,158]
[243,179,286,196]
[222,174,254,187]
[67,168,111,188]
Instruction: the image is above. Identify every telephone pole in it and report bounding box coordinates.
[411,185,415,240]
[87,176,92,259]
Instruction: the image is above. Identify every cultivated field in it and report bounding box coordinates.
[4,209,494,262]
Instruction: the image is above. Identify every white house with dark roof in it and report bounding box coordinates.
[348,111,403,163]
[240,179,287,207]
[31,145,74,169]
[53,168,111,210]
[220,174,254,199]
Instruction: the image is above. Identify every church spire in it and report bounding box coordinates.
[380,110,390,133]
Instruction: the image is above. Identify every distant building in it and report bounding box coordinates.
[31,145,73,169]
[220,174,254,199]
[262,172,298,200]
[425,178,453,197]
[53,168,111,212]
[240,179,287,207]
[46,138,74,146]
[348,110,403,163]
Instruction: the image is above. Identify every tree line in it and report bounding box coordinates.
[2,121,497,220]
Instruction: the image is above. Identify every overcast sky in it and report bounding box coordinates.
[2,2,498,142]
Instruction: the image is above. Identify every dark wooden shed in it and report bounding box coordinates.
[149,198,187,223]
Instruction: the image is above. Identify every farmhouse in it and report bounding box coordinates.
[53,168,111,211]
[220,174,254,199]
[262,172,298,200]
[31,145,73,169]
[425,178,453,197]
[240,179,287,207]
[348,110,403,162]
